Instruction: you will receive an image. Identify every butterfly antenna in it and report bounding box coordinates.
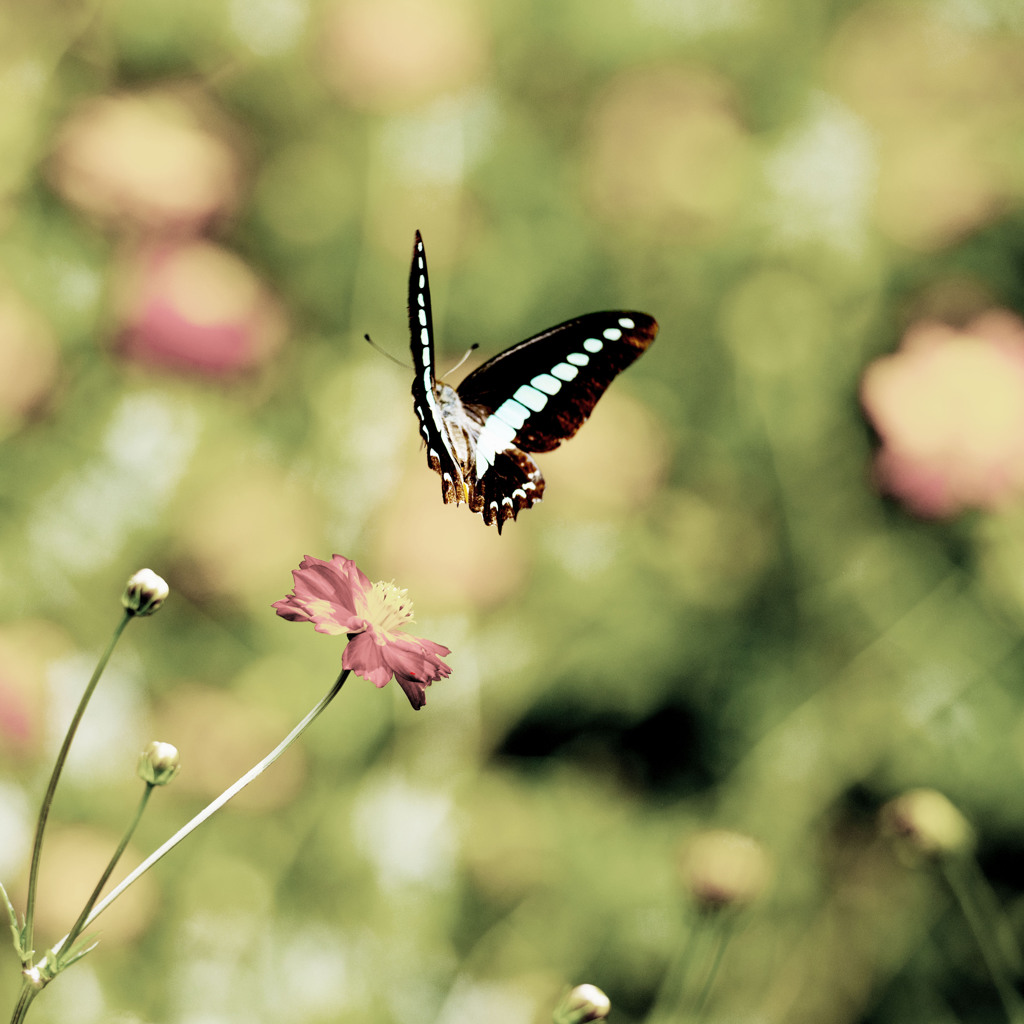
[364,333,411,369]
[445,343,479,377]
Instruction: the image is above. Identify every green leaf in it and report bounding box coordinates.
[0,880,32,965]
[56,933,100,972]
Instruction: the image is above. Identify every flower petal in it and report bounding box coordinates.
[343,631,452,709]
[342,632,394,689]
[382,636,453,711]
[272,554,372,634]
[394,674,429,711]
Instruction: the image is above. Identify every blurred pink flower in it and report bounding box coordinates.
[0,676,32,749]
[114,241,285,377]
[861,311,1024,516]
[273,555,451,710]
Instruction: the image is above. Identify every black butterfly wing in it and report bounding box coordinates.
[456,311,658,454]
[408,230,469,506]
[466,446,545,533]
[407,231,657,532]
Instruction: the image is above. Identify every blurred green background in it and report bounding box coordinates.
[3,0,1024,1021]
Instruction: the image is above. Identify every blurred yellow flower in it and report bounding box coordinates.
[320,0,487,111]
[881,788,974,859]
[828,3,1024,249]
[585,67,752,239]
[49,90,240,234]
[0,288,59,438]
[679,829,769,911]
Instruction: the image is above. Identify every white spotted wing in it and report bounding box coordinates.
[409,230,658,532]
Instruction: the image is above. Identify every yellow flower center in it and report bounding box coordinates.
[360,580,415,640]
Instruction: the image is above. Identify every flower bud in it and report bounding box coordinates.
[138,740,180,786]
[679,829,769,912]
[881,789,973,859]
[122,568,169,617]
[553,984,611,1024]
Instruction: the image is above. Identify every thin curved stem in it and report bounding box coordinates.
[61,784,154,958]
[53,668,350,952]
[646,916,709,1024]
[941,857,1024,1024]
[23,612,133,955]
[692,913,737,1018]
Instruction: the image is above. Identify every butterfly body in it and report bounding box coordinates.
[409,231,657,531]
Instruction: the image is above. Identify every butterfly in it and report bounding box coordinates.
[409,230,658,532]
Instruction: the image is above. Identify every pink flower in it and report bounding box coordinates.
[273,555,451,710]
[861,310,1024,516]
[114,241,285,378]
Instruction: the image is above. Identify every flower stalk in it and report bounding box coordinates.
[6,556,447,1024]
[21,609,133,961]
[882,790,1024,1024]
[61,782,155,961]
[10,984,36,1024]
[645,915,707,1024]
[691,912,739,1017]
[940,856,1024,1024]
[646,831,766,1024]
[53,669,350,948]
[8,781,158,1024]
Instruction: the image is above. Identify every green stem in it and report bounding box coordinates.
[53,669,350,952]
[61,784,154,958]
[646,914,708,1024]
[23,612,133,956]
[645,910,740,1024]
[692,913,737,1018]
[941,856,1024,1024]
[10,982,38,1024]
